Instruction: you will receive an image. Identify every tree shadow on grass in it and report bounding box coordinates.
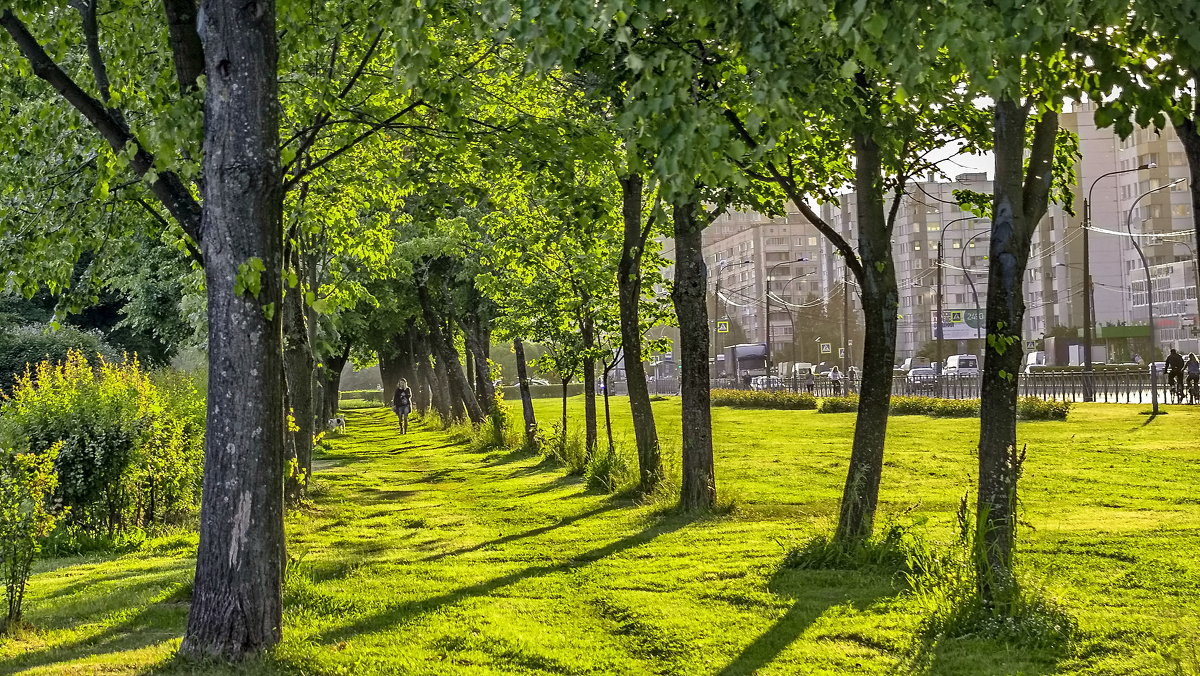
[418,502,622,563]
[716,565,901,675]
[0,587,189,673]
[316,512,696,646]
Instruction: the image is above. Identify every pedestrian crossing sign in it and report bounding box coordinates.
[949,310,964,323]
[717,320,730,333]
[820,342,832,354]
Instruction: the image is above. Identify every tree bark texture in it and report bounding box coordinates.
[834,130,899,544]
[1174,78,1200,262]
[617,174,661,492]
[282,283,314,501]
[460,314,496,415]
[672,200,716,510]
[182,0,283,658]
[513,337,537,447]
[318,344,349,426]
[976,98,1058,604]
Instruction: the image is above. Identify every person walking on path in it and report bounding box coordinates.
[829,365,843,396]
[392,378,413,434]
[805,368,816,394]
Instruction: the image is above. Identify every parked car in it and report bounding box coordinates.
[906,367,938,393]
[900,356,931,373]
[750,375,783,391]
[943,354,979,376]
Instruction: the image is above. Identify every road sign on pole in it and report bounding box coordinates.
[716,320,730,334]
[820,342,831,354]
[838,348,845,358]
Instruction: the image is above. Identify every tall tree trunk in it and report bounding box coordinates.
[617,173,661,492]
[834,128,899,544]
[560,376,570,452]
[182,0,283,657]
[976,98,1057,606]
[318,344,349,426]
[412,331,434,415]
[282,283,314,502]
[514,337,537,447]
[603,362,615,454]
[581,310,598,461]
[475,322,495,412]
[418,281,484,423]
[1174,80,1200,267]
[672,200,716,510]
[460,314,496,415]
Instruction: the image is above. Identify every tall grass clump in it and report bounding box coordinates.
[710,389,817,410]
[0,351,204,551]
[783,515,933,575]
[544,423,588,475]
[584,443,634,493]
[911,496,1077,651]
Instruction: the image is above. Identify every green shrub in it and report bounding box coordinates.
[0,351,204,545]
[0,324,116,391]
[710,389,817,410]
[1017,397,1071,421]
[889,396,935,416]
[1,446,64,631]
[928,398,980,418]
[817,396,859,413]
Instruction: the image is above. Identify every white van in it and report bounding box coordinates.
[943,354,979,376]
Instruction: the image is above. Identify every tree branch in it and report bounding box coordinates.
[161,0,204,93]
[1,10,203,244]
[722,108,864,283]
[283,100,424,189]
[1022,109,1059,227]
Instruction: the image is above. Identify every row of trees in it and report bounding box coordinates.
[3,0,1199,660]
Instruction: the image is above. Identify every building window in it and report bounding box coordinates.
[765,237,786,246]
[1171,151,1187,166]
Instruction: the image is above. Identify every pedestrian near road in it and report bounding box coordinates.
[1166,348,1186,400]
[805,368,815,394]
[1187,353,1200,403]
[392,378,413,434]
[829,365,842,396]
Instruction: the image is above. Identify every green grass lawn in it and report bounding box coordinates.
[3,397,1200,674]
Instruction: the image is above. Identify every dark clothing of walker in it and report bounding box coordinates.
[392,385,413,434]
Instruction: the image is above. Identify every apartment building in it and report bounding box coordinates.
[700,103,1198,366]
[703,207,831,357]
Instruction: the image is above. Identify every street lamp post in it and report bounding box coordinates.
[936,216,977,369]
[770,270,820,367]
[1081,163,1156,400]
[765,257,808,376]
[712,259,753,378]
[1126,179,1186,366]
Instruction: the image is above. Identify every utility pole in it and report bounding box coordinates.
[936,241,945,368]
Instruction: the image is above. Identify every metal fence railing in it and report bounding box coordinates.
[710,369,1194,405]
